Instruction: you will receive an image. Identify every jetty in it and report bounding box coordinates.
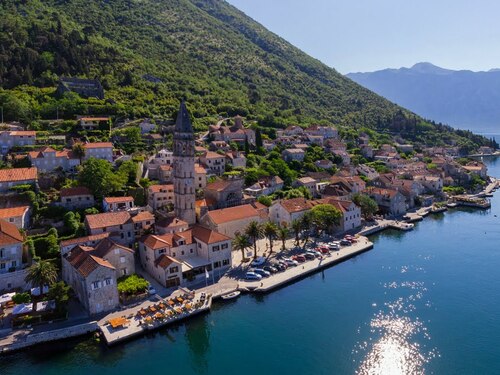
[239,237,373,293]
[99,291,212,346]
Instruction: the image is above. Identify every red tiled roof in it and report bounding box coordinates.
[60,233,110,247]
[0,167,37,183]
[66,246,114,277]
[191,224,231,244]
[206,204,260,224]
[104,196,134,204]
[148,184,174,193]
[9,131,36,136]
[85,211,131,230]
[279,198,312,214]
[0,206,29,219]
[84,142,113,149]
[91,238,134,258]
[131,211,155,223]
[154,255,178,269]
[0,218,24,245]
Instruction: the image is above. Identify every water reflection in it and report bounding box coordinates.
[185,315,210,373]
[355,273,437,374]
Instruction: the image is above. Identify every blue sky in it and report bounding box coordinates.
[226,0,500,74]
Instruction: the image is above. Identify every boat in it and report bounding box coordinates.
[221,291,241,300]
[446,202,458,208]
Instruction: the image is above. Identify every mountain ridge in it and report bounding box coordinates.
[0,0,491,149]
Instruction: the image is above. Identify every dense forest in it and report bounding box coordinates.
[0,0,490,149]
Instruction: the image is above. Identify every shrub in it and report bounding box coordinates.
[12,292,31,304]
[117,274,149,296]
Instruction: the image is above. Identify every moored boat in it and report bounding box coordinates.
[221,291,241,300]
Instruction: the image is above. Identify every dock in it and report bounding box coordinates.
[99,292,212,346]
[239,237,373,293]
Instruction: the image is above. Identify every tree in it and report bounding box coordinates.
[263,221,277,254]
[78,158,126,198]
[232,233,251,261]
[291,219,302,246]
[257,195,272,207]
[352,193,379,219]
[47,281,71,315]
[310,204,342,236]
[25,260,58,311]
[117,160,138,184]
[277,225,289,251]
[72,143,86,163]
[301,212,312,247]
[245,221,263,259]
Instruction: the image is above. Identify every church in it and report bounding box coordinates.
[138,102,233,288]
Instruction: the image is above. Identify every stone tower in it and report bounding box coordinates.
[173,101,196,225]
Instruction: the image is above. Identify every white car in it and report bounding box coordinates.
[147,284,157,295]
[251,256,266,267]
[282,258,299,267]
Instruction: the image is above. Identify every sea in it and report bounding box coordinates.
[1,157,500,375]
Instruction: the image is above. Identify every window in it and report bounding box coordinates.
[190,249,193,253]
[91,281,100,290]
[11,261,16,268]
[170,266,179,273]
[114,249,120,255]
[221,243,228,250]
[105,278,113,286]
[173,252,176,257]
[159,249,166,254]
[198,242,201,248]
[120,256,126,264]
[0,263,5,270]
[214,261,221,269]
[181,250,185,255]
[223,259,230,266]
[212,245,220,252]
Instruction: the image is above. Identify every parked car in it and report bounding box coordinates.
[147,284,157,295]
[245,271,263,281]
[308,249,322,258]
[263,265,279,274]
[292,254,306,262]
[282,258,299,267]
[253,268,271,277]
[303,252,316,260]
[328,242,340,250]
[340,239,351,246]
[251,256,266,267]
[273,262,288,271]
[316,247,330,255]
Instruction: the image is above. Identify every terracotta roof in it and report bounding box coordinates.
[142,230,193,250]
[195,164,207,174]
[191,225,231,244]
[104,196,134,204]
[85,211,131,230]
[156,217,188,229]
[0,167,37,183]
[279,198,312,214]
[148,184,174,194]
[365,187,400,199]
[154,255,178,269]
[66,246,115,277]
[0,206,29,219]
[202,151,225,159]
[131,211,155,223]
[60,233,110,248]
[297,177,317,185]
[0,218,24,245]
[91,238,134,258]
[205,179,238,192]
[9,131,36,136]
[60,187,92,197]
[159,165,172,171]
[84,142,113,149]
[206,204,260,224]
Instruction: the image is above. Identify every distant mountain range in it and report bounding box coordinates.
[347,63,500,132]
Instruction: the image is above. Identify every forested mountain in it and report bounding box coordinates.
[348,62,500,132]
[0,0,490,149]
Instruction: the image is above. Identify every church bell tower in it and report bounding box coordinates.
[173,101,196,225]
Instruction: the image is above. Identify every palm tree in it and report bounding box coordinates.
[245,221,263,259]
[277,225,289,252]
[25,260,58,311]
[263,221,278,254]
[233,233,251,261]
[291,219,302,247]
[301,213,312,247]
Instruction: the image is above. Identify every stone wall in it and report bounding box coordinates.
[0,269,29,292]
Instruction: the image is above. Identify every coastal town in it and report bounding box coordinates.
[0,86,498,351]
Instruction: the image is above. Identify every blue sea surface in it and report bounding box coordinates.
[2,157,500,375]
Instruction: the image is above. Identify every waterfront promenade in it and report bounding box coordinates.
[239,236,373,293]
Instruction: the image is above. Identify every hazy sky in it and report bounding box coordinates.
[226,0,500,74]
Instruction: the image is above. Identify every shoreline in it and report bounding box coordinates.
[1,178,497,354]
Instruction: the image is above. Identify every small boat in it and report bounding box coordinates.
[221,291,241,300]
[446,202,458,208]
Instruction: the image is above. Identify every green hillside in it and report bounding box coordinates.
[0,0,489,149]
